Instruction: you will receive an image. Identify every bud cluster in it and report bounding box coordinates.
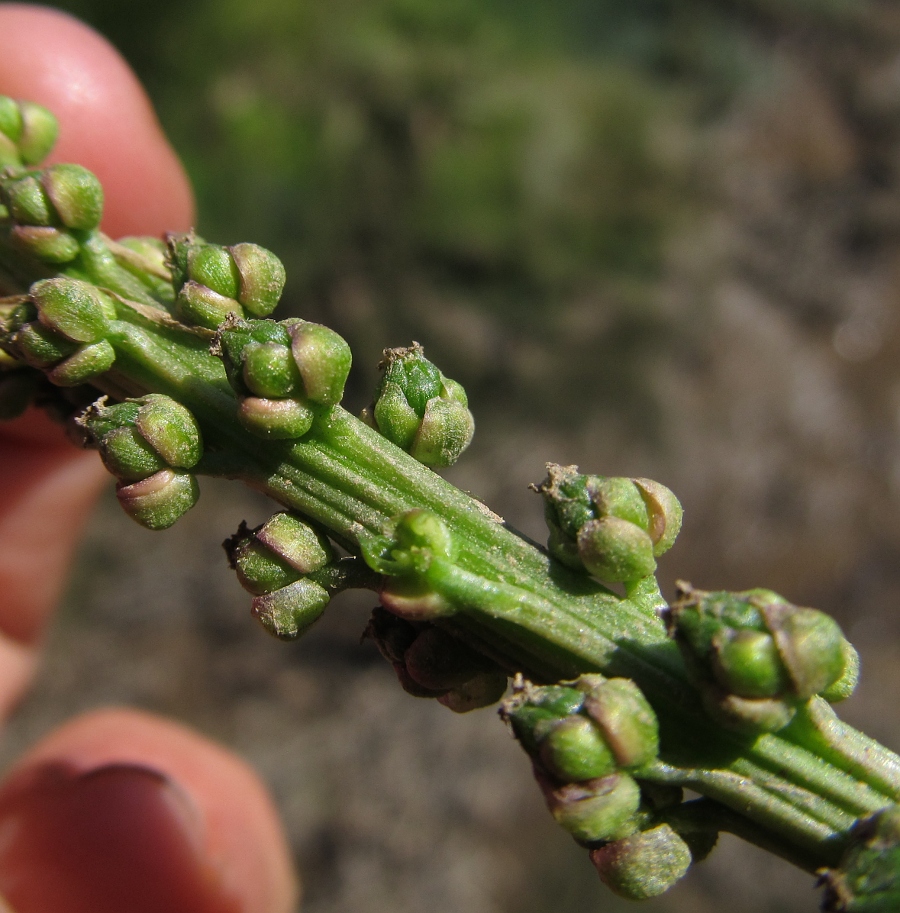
[503,674,659,843]
[537,464,682,584]
[0,163,103,265]
[225,512,336,639]
[213,315,351,439]
[167,234,287,330]
[668,583,859,733]
[8,278,117,386]
[366,607,507,712]
[362,344,474,468]
[80,394,203,530]
[0,96,57,168]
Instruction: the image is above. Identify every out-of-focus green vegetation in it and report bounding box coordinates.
[42,0,868,428]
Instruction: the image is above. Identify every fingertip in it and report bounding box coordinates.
[0,709,297,913]
[0,4,194,237]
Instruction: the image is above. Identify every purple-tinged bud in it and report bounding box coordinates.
[116,469,199,530]
[237,395,315,439]
[98,426,168,482]
[255,512,334,574]
[403,626,490,692]
[542,773,641,843]
[175,281,241,330]
[633,478,683,557]
[9,225,79,263]
[133,395,202,469]
[581,677,659,769]
[590,824,692,900]
[251,578,330,640]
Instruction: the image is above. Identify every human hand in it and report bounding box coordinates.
[0,6,296,911]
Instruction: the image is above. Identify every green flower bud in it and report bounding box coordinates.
[769,603,847,700]
[9,225,79,263]
[31,278,114,344]
[237,395,315,439]
[116,469,199,530]
[4,174,53,225]
[175,280,241,330]
[369,344,473,467]
[710,628,788,699]
[133,395,202,469]
[48,339,115,386]
[577,517,657,583]
[633,478,684,556]
[242,341,301,399]
[0,97,22,167]
[189,244,240,300]
[437,672,509,713]
[41,164,103,230]
[98,426,169,482]
[582,677,659,769]
[13,321,78,368]
[16,101,58,165]
[229,242,286,316]
[289,322,352,406]
[544,773,641,843]
[590,824,692,900]
[539,716,618,782]
[256,512,334,574]
[251,577,330,640]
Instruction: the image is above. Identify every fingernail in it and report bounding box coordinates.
[0,762,242,913]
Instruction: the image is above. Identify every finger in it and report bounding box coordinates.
[0,3,194,237]
[0,4,196,712]
[0,708,297,913]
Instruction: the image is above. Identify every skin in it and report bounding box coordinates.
[0,6,297,911]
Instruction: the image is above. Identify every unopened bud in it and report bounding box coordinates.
[32,278,114,344]
[13,321,78,368]
[242,341,301,398]
[10,225,79,263]
[369,344,473,467]
[581,677,659,769]
[577,517,656,583]
[229,242,286,316]
[590,824,692,900]
[539,716,617,782]
[670,584,855,723]
[116,468,199,530]
[237,396,315,439]
[544,773,641,843]
[251,577,330,639]
[289,322,352,406]
[16,101,58,165]
[41,164,103,230]
[48,339,115,386]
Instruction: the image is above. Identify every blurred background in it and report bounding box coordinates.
[3,0,900,910]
